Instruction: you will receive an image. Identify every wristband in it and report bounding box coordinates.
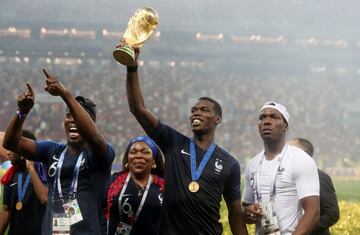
[17,110,27,119]
[127,65,138,73]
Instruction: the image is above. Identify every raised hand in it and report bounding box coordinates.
[17,82,35,114]
[133,47,140,64]
[116,38,140,66]
[43,68,67,96]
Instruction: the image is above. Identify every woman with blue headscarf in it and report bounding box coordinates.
[106,136,165,235]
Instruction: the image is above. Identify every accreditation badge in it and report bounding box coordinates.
[115,222,133,235]
[260,202,280,235]
[63,199,83,225]
[52,213,70,235]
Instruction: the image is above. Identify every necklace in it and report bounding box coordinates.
[134,182,145,197]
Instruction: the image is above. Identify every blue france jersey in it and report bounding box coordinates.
[35,140,115,235]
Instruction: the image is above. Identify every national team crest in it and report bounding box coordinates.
[214,158,223,175]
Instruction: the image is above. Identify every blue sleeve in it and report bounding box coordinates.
[149,120,186,157]
[223,161,241,202]
[88,143,116,170]
[35,162,48,184]
[35,140,64,165]
[104,143,116,167]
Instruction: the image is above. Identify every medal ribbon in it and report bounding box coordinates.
[17,172,31,203]
[189,138,216,182]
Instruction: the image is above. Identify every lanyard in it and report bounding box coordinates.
[53,147,84,199]
[189,138,216,182]
[118,173,152,224]
[17,172,31,202]
[253,145,288,203]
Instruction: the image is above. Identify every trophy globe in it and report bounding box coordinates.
[113,7,159,66]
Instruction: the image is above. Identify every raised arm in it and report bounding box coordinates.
[3,83,37,159]
[42,68,107,156]
[124,47,158,135]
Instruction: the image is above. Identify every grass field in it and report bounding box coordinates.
[221,178,360,235]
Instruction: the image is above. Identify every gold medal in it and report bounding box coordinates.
[188,181,200,193]
[16,201,23,210]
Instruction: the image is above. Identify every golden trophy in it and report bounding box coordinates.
[113,7,159,66]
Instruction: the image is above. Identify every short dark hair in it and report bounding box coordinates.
[198,97,222,118]
[22,130,36,141]
[292,138,314,157]
[74,96,96,122]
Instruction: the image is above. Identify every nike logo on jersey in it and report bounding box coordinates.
[10,182,17,187]
[181,149,190,155]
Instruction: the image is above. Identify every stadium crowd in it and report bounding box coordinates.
[0,59,359,170]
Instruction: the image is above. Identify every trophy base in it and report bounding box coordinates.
[113,45,135,66]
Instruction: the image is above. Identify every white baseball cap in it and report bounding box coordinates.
[260,101,289,124]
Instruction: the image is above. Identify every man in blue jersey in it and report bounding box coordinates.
[119,46,247,235]
[3,69,115,235]
[0,130,47,235]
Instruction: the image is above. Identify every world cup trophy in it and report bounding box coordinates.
[113,7,159,66]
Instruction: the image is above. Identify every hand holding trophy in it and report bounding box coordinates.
[113,7,159,66]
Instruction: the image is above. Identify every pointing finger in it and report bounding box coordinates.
[26,82,34,96]
[43,68,51,79]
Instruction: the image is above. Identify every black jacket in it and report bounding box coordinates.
[310,169,340,235]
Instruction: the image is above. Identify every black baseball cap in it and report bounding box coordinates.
[74,96,96,122]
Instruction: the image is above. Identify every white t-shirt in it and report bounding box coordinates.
[242,145,319,235]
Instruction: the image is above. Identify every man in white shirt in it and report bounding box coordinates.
[242,101,320,235]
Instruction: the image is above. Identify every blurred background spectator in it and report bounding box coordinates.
[0,0,359,176]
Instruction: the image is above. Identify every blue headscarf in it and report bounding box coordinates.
[128,136,158,158]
